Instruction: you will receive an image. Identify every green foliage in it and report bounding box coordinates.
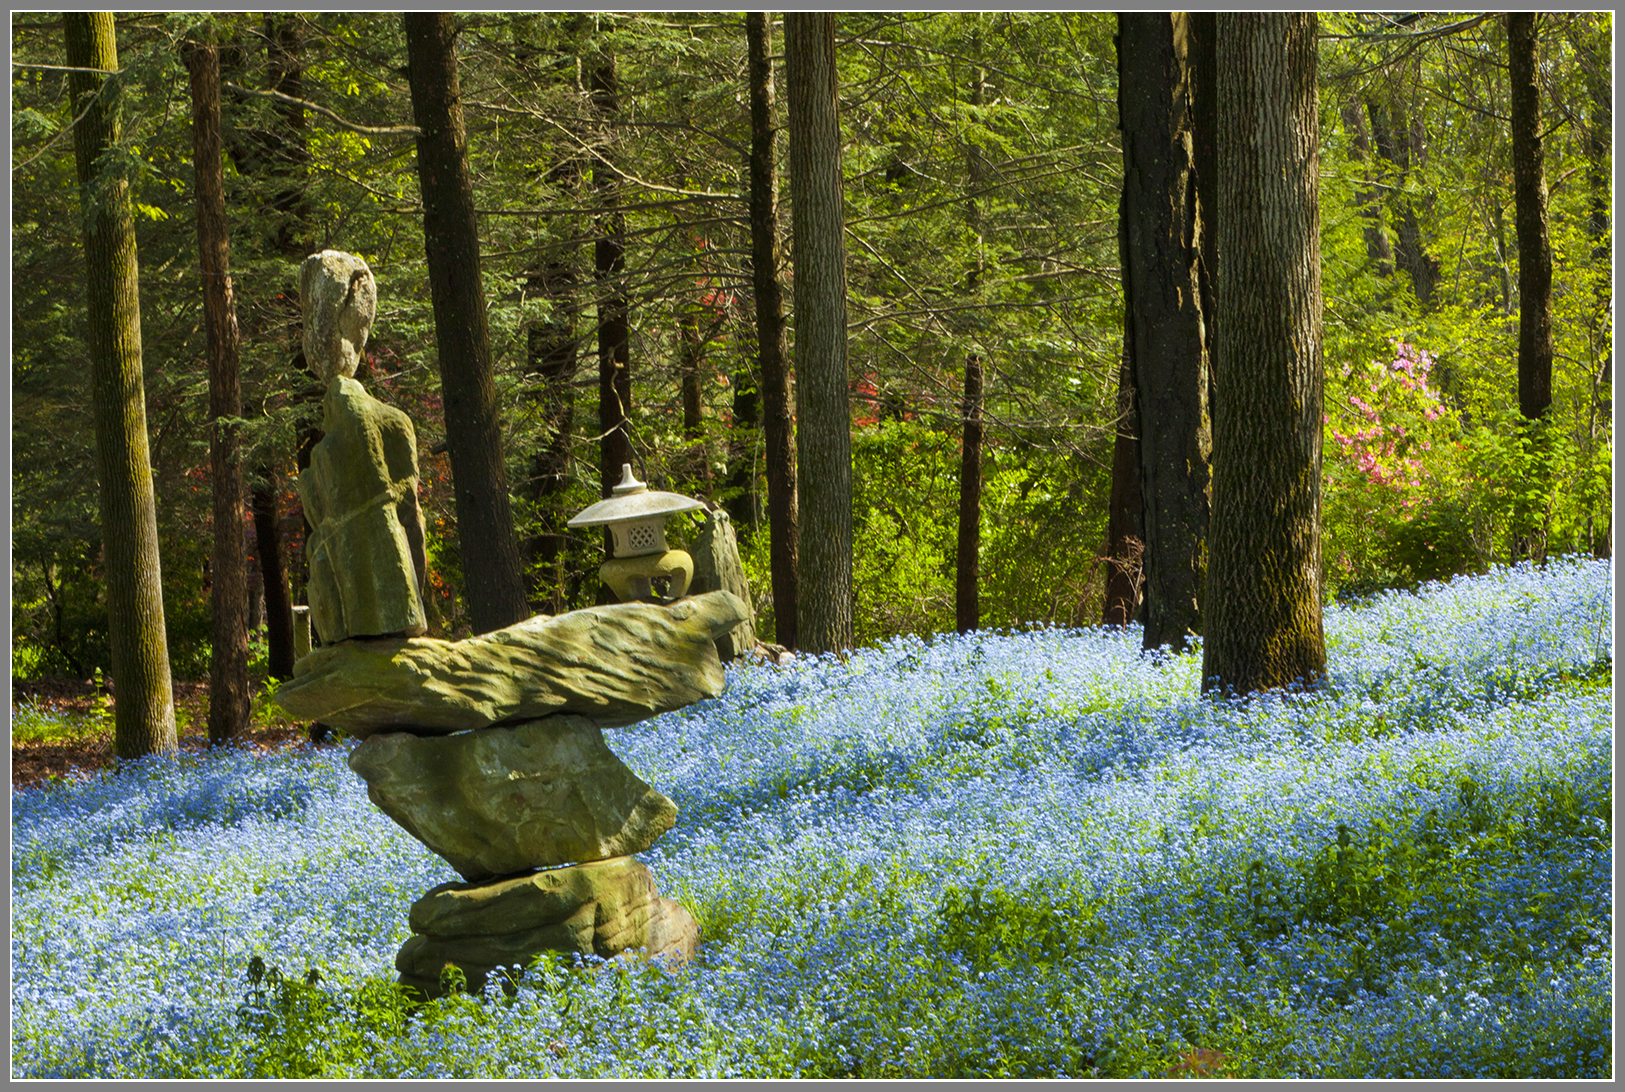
[236,957,418,1079]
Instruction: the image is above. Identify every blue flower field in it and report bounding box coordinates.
[10,558,1613,1078]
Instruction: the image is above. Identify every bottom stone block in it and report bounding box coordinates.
[396,856,700,998]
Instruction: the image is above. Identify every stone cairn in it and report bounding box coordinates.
[279,251,748,999]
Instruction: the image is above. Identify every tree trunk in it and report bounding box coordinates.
[1367,98,1441,311]
[250,474,295,678]
[1508,12,1554,564]
[1116,12,1212,653]
[1102,209,1143,628]
[785,12,853,654]
[405,12,531,634]
[679,310,710,492]
[956,353,983,634]
[184,35,252,745]
[591,54,634,502]
[1578,19,1611,559]
[750,12,799,649]
[1202,12,1325,697]
[63,12,177,759]
[523,259,580,614]
[723,313,762,536]
[1338,97,1395,274]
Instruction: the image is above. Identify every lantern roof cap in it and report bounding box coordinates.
[567,464,705,528]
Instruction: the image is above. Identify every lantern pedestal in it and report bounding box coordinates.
[600,550,694,603]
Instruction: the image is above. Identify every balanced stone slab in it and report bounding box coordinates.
[349,715,676,881]
[275,590,748,737]
[397,857,701,998]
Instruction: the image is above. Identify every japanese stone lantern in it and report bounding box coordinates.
[568,464,706,602]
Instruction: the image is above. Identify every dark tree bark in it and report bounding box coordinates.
[1202,12,1326,697]
[1102,348,1143,628]
[405,12,531,633]
[785,12,853,654]
[750,11,799,649]
[591,54,634,501]
[523,258,580,614]
[1508,12,1555,564]
[956,353,983,634]
[1577,20,1611,559]
[250,478,295,678]
[64,12,178,759]
[722,317,762,535]
[1115,12,1212,653]
[184,35,252,745]
[679,310,710,492]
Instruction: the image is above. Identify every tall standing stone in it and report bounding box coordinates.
[296,252,429,644]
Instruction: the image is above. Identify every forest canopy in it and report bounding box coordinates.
[10,11,1614,681]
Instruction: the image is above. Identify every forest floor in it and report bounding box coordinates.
[11,676,319,791]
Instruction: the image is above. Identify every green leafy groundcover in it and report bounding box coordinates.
[10,559,1612,1078]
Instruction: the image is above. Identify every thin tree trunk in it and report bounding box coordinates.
[1508,12,1554,565]
[1202,12,1325,697]
[679,310,710,492]
[723,301,762,536]
[591,54,633,501]
[524,259,579,613]
[1117,12,1212,653]
[405,12,531,633]
[1102,353,1143,627]
[64,11,177,759]
[785,12,853,654]
[184,35,252,744]
[250,474,295,678]
[1339,98,1395,274]
[956,353,983,634]
[748,11,798,649]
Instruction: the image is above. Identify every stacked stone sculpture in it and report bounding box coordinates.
[283,251,747,999]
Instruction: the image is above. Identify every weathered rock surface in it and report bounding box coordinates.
[276,591,748,736]
[300,376,429,644]
[348,715,677,881]
[397,857,700,997]
[689,510,757,660]
[301,250,376,382]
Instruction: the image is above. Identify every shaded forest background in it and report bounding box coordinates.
[11,12,1613,683]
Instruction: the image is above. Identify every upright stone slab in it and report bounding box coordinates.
[348,714,677,882]
[299,376,429,643]
[688,510,758,661]
[274,591,749,736]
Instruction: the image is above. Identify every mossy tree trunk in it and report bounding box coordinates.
[405,12,531,633]
[785,12,854,654]
[63,11,178,759]
[1202,12,1325,697]
[184,33,252,744]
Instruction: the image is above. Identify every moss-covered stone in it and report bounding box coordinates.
[274,591,748,736]
[348,715,676,880]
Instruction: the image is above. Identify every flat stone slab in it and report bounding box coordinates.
[397,857,700,997]
[348,715,677,881]
[274,591,748,737]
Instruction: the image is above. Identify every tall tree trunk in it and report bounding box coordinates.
[1508,12,1554,564]
[679,310,710,492]
[591,54,634,501]
[64,12,177,758]
[250,477,295,678]
[184,35,251,745]
[1367,97,1441,310]
[956,353,983,634]
[785,12,853,654]
[749,11,799,649]
[405,12,531,633]
[523,259,580,614]
[1116,12,1212,653]
[723,307,762,536]
[1202,12,1325,697]
[1578,20,1611,559]
[1102,348,1143,627]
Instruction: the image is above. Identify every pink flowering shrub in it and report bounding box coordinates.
[1322,343,1483,595]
